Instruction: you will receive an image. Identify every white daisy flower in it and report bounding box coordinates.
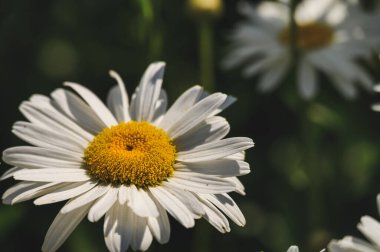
[223,0,377,99]
[328,194,380,252]
[1,62,254,251]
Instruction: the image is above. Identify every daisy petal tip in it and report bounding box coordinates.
[87,213,98,223]
[153,61,166,67]
[2,198,11,205]
[59,206,71,215]
[108,69,123,81]
[63,81,76,87]
[237,190,246,196]
[374,84,380,93]
[371,104,380,112]
[228,95,237,103]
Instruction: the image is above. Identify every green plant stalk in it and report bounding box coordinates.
[138,0,163,61]
[140,0,154,22]
[289,0,325,235]
[301,104,323,230]
[199,19,215,92]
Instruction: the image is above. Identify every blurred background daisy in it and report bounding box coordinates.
[223,0,379,99]
[0,0,380,251]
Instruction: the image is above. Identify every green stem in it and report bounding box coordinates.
[199,19,215,92]
[140,0,154,21]
[300,104,322,230]
[138,0,163,61]
[148,0,163,60]
[289,0,298,68]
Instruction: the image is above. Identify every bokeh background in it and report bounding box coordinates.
[0,0,380,251]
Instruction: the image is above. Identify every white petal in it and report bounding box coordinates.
[20,99,93,142]
[34,181,97,205]
[287,245,299,252]
[108,70,131,122]
[158,85,204,130]
[128,184,159,218]
[148,202,171,244]
[64,82,118,126]
[226,151,246,161]
[88,187,119,222]
[226,177,246,195]
[201,193,246,226]
[197,194,230,233]
[222,43,274,70]
[242,50,284,78]
[328,236,377,252]
[0,167,22,180]
[2,181,60,205]
[163,184,205,218]
[51,88,106,135]
[167,173,236,194]
[297,59,318,99]
[42,200,92,252]
[166,93,228,139]
[358,216,380,247]
[177,137,254,162]
[130,62,165,122]
[256,53,290,93]
[255,1,289,22]
[374,85,380,93]
[131,213,153,251]
[29,94,50,103]
[12,122,86,155]
[104,202,132,252]
[151,89,168,125]
[13,168,90,182]
[150,186,195,228]
[174,116,230,151]
[3,146,82,169]
[214,95,237,115]
[331,74,357,99]
[60,184,110,214]
[175,159,250,177]
[118,185,130,205]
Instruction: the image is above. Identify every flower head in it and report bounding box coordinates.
[328,194,380,251]
[223,0,378,99]
[1,62,253,251]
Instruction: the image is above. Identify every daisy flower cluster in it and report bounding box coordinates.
[1,62,253,251]
[223,0,379,99]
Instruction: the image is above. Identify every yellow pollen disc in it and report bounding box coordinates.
[278,22,334,50]
[84,121,176,188]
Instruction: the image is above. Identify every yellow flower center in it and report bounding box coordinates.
[83,121,176,188]
[278,22,334,50]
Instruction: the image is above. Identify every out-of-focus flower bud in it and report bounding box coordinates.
[188,0,223,18]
